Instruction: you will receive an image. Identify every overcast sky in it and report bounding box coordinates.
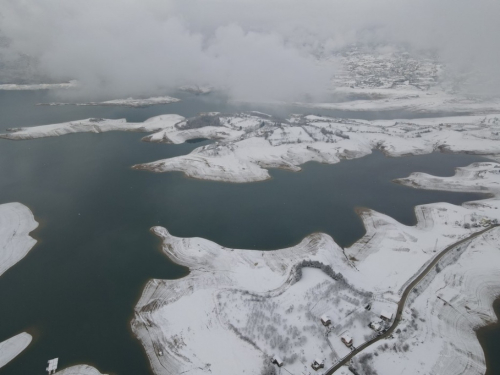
[0,0,498,100]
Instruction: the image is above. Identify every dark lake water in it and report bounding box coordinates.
[478,297,500,375]
[0,90,492,375]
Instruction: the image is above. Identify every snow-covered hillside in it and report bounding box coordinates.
[132,162,500,375]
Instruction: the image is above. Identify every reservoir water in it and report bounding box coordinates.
[478,297,500,375]
[0,90,491,374]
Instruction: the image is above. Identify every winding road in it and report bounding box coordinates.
[324,224,500,374]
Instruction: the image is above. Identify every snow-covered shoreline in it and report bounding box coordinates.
[133,113,500,183]
[3,112,499,184]
[0,81,78,91]
[131,161,500,375]
[0,202,39,277]
[0,115,185,140]
[36,96,180,108]
[295,90,500,114]
[0,203,38,369]
[0,333,32,369]
[54,365,105,375]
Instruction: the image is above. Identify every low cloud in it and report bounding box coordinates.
[0,0,498,100]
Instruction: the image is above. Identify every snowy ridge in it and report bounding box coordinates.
[37,96,180,108]
[0,202,38,277]
[0,333,32,369]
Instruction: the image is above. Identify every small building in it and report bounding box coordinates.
[369,321,382,331]
[311,358,325,371]
[271,355,284,367]
[480,218,491,227]
[341,334,353,347]
[320,314,332,326]
[46,358,59,374]
[380,310,393,321]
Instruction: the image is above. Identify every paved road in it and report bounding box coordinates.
[324,224,500,375]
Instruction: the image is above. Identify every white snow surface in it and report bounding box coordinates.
[55,365,105,375]
[134,113,500,183]
[3,113,500,184]
[37,96,180,107]
[0,81,78,90]
[178,85,213,94]
[0,115,185,140]
[296,90,500,114]
[0,333,32,369]
[352,227,500,375]
[133,161,500,375]
[0,202,38,277]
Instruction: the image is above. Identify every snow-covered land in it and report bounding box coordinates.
[0,333,32,369]
[0,81,78,90]
[0,202,38,277]
[178,85,213,95]
[345,162,500,375]
[308,47,500,114]
[133,113,500,183]
[295,90,500,114]
[0,115,185,140]
[133,162,500,375]
[3,112,500,183]
[55,365,105,375]
[37,96,180,107]
[0,204,37,368]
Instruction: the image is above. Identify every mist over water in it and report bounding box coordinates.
[1,0,499,100]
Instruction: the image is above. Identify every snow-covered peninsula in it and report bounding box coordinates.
[0,203,38,369]
[0,81,78,91]
[37,96,180,108]
[132,113,500,183]
[0,202,38,277]
[3,112,500,184]
[132,161,500,375]
[0,333,32,369]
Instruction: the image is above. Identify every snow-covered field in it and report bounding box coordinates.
[132,162,500,375]
[0,333,32,369]
[37,96,180,107]
[345,164,500,375]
